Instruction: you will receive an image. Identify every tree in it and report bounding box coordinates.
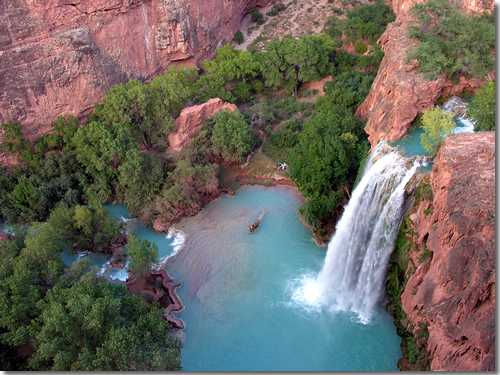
[127,234,159,277]
[406,0,495,80]
[234,30,244,44]
[0,120,32,161]
[29,280,182,371]
[468,80,495,131]
[72,122,138,201]
[210,109,255,163]
[420,107,456,156]
[117,149,163,220]
[263,35,332,96]
[289,106,367,200]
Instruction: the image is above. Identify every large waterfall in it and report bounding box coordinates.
[295,141,421,323]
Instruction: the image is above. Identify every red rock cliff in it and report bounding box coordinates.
[356,0,494,148]
[402,132,495,371]
[0,0,271,136]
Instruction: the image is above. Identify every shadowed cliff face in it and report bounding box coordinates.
[356,0,494,148]
[0,0,271,135]
[403,132,495,371]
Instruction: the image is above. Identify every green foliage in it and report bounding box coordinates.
[406,0,495,80]
[72,122,138,201]
[127,234,159,276]
[468,80,495,131]
[96,66,197,150]
[29,280,181,370]
[117,150,163,220]
[0,120,32,161]
[210,109,255,163]
[320,70,375,110]
[420,107,456,156]
[250,9,265,25]
[263,35,333,96]
[234,30,244,44]
[289,105,367,200]
[298,191,342,229]
[270,117,303,148]
[354,40,367,54]
[343,0,395,43]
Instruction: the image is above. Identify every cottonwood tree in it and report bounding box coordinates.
[468,80,495,132]
[420,107,456,156]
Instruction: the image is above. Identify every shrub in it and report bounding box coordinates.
[234,30,244,44]
[468,80,495,131]
[273,3,286,11]
[250,9,265,25]
[266,9,278,16]
[354,40,367,54]
[420,107,456,156]
[406,0,495,80]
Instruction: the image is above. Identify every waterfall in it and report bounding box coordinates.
[294,141,420,323]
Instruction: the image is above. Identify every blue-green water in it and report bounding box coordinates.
[389,110,474,176]
[166,186,402,371]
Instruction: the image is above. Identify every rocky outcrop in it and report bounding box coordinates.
[388,0,495,19]
[0,231,9,240]
[0,0,271,134]
[126,268,185,329]
[168,98,237,153]
[356,0,494,148]
[401,132,495,371]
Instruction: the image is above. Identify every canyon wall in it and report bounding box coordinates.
[357,0,494,147]
[402,132,495,370]
[0,0,271,139]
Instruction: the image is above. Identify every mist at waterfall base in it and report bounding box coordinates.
[293,143,420,325]
[167,183,403,371]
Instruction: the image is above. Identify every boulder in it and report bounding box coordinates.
[168,98,237,153]
[0,0,272,166]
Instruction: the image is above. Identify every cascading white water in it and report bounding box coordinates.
[295,141,420,323]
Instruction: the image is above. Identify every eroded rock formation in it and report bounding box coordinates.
[401,132,495,371]
[126,268,185,329]
[0,0,271,133]
[357,0,494,148]
[168,97,237,153]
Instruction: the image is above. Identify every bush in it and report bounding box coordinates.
[354,40,367,54]
[266,9,278,16]
[250,9,265,25]
[406,0,495,80]
[420,107,456,156]
[234,30,244,44]
[343,0,395,43]
[468,80,495,131]
[273,3,286,11]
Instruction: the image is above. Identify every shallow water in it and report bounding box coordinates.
[166,186,402,371]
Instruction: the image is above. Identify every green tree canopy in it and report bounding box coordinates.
[29,280,182,371]
[72,122,137,201]
[289,105,367,200]
[420,106,456,156]
[263,35,332,96]
[468,80,495,131]
[127,234,159,277]
[210,109,255,163]
[406,0,495,80]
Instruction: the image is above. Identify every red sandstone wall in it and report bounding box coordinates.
[402,132,495,371]
[0,0,271,139]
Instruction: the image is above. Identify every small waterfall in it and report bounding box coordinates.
[295,141,420,323]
